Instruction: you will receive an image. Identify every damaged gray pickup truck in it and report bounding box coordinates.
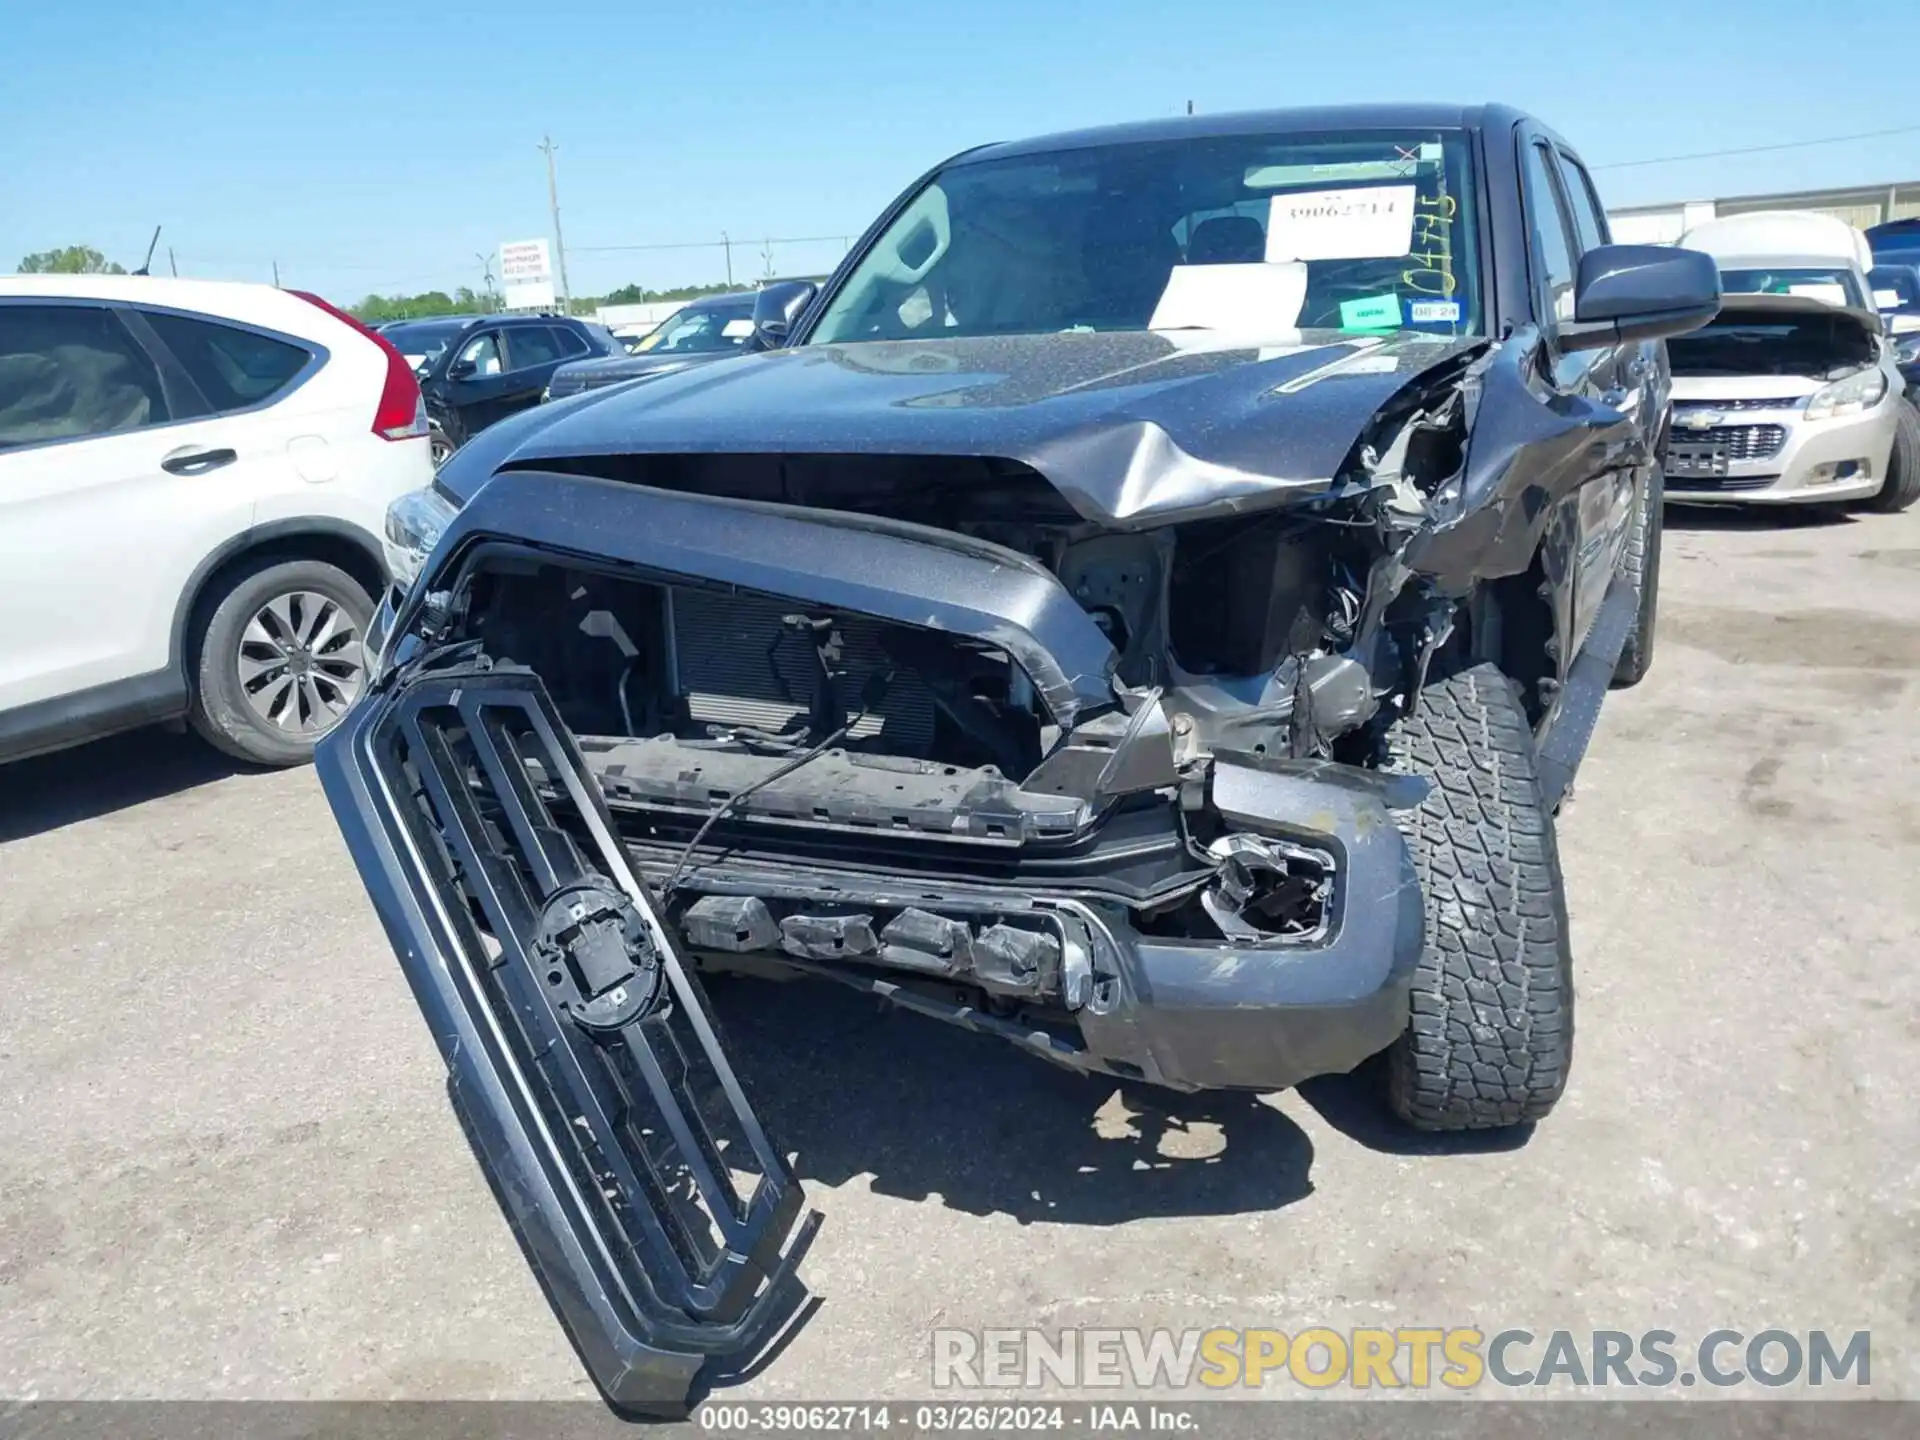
[319,104,1721,1411]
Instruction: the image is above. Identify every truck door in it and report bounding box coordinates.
[1517,133,1633,663]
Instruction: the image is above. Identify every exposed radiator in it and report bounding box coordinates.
[669,588,938,751]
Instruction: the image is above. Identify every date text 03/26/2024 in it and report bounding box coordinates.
[696,1404,1185,1432]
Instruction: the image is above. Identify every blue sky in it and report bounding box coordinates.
[5,0,1913,304]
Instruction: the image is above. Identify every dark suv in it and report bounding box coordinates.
[386,312,622,462]
[544,291,760,400]
[328,103,1721,1412]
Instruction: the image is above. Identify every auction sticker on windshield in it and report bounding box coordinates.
[1266,185,1416,262]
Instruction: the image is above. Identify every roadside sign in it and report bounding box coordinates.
[499,239,556,309]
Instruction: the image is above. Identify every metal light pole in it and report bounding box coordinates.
[538,135,573,311]
[722,231,733,286]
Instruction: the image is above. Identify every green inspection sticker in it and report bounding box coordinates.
[1339,292,1402,329]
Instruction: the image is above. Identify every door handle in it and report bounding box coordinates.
[161,446,237,476]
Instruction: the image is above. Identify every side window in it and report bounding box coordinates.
[1521,141,1579,325]
[142,311,311,413]
[0,303,169,449]
[506,326,562,369]
[1555,151,1609,254]
[454,331,503,376]
[550,326,590,358]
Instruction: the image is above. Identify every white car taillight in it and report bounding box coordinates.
[290,290,430,441]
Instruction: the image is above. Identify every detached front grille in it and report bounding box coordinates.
[369,669,817,1357]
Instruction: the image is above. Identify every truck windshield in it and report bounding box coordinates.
[809,129,1481,345]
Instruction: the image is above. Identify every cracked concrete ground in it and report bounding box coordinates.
[1,502,1915,1403]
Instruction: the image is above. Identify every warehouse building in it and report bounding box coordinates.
[1608,180,1920,244]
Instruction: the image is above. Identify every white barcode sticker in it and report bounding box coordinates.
[1266,185,1416,262]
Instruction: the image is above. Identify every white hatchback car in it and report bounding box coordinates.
[0,276,434,766]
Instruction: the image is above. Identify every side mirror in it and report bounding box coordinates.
[1562,244,1721,351]
[751,280,818,349]
[446,358,478,381]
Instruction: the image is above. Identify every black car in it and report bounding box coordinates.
[329,103,1717,1411]
[544,292,759,400]
[386,312,623,462]
[1870,262,1920,398]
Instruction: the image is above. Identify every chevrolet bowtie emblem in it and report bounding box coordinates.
[1678,410,1725,429]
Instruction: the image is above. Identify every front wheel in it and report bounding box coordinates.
[1384,663,1576,1131]
[1858,398,1920,514]
[188,557,374,766]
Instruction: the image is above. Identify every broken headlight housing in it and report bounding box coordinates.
[383,485,460,588]
[1804,367,1888,420]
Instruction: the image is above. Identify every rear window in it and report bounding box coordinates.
[143,311,312,411]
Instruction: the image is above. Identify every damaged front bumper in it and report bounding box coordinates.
[319,661,1418,1407]
[1065,757,1422,1092]
[319,472,1430,1403]
[1665,395,1900,504]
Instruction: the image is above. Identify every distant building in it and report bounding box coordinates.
[1608,180,1920,245]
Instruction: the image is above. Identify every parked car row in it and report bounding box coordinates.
[543,291,758,400]
[369,298,766,464]
[378,312,624,464]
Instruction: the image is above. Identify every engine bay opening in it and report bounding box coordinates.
[1667,306,1879,379]
[460,559,1053,782]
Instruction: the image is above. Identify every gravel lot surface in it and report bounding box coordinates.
[3,503,1916,1403]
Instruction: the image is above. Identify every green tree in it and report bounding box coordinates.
[349,289,491,324]
[599,280,745,306]
[18,245,126,275]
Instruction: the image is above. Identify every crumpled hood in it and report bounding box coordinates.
[444,329,1483,527]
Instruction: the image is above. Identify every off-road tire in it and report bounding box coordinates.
[1611,462,1663,687]
[1385,663,1575,1131]
[188,557,374,767]
[1859,398,1920,514]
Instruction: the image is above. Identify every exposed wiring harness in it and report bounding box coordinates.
[657,669,892,900]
